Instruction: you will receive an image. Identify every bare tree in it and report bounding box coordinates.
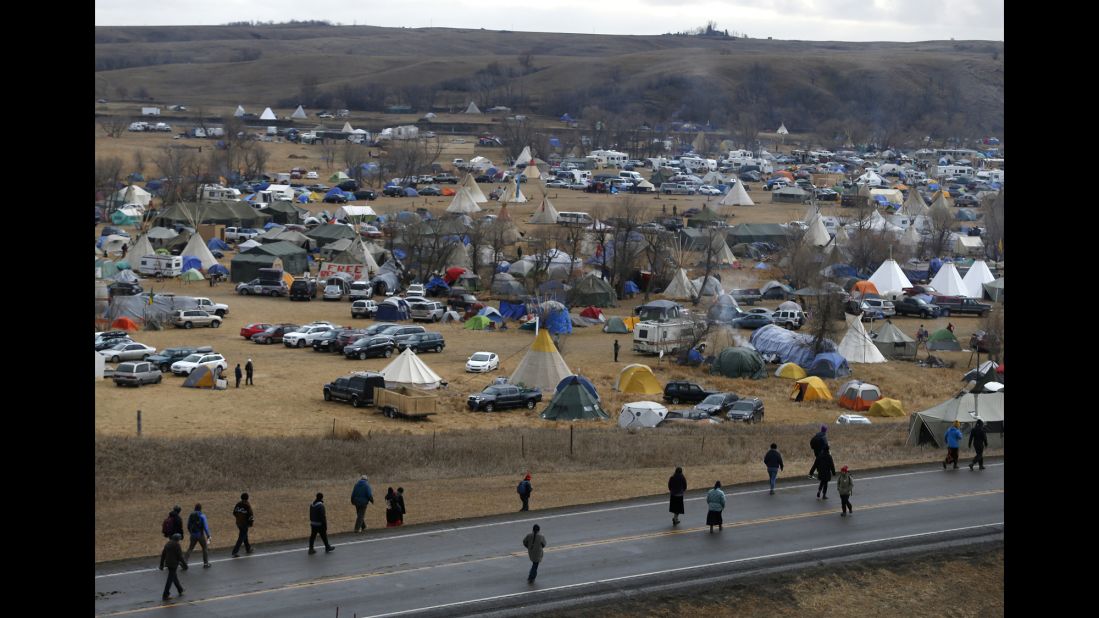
[483,218,516,292]
[692,225,722,306]
[95,156,125,206]
[381,137,444,185]
[607,200,644,294]
[153,145,204,205]
[98,116,130,138]
[343,142,372,185]
[807,291,845,354]
[241,142,271,181]
[400,218,462,283]
[638,228,674,301]
[319,141,338,172]
[927,203,956,257]
[131,150,145,180]
[981,189,1004,260]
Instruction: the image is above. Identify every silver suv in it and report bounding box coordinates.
[771,309,805,330]
[172,309,223,329]
[860,298,896,317]
[410,301,446,322]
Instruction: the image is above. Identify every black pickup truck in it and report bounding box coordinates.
[930,295,991,317]
[729,288,762,305]
[323,372,387,408]
[467,384,543,412]
[893,296,941,319]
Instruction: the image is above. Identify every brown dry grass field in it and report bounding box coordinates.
[95,130,1000,563]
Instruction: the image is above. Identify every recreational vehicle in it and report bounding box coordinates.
[589,150,629,168]
[680,156,717,173]
[934,165,976,179]
[197,184,242,202]
[137,255,182,278]
[632,320,704,355]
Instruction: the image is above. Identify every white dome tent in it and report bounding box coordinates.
[617,401,668,428]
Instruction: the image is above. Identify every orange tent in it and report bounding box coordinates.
[441,187,457,196]
[111,317,140,332]
[774,170,795,181]
[850,280,880,296]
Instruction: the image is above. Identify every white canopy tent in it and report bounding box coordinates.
[380,348,443,390]
[617,401,669,428]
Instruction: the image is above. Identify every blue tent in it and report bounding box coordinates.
[392,248,408,260]
[806,352,851,379]
[623,280,640,295]
[749,324,834,368]
[498,300,528,320]
[548,137,561,147]
[555,375,598,401]
[375,303,408,321]
[824,264,858,278]
[325,188,344,199]
[753,262,768,270]
[181,256,203,272]
[264,222,282,230]
[403,187,419,197]
[254,182,270,191]
[426,276,450,296]
[208,264,229,277]
[543,308,572,334]
[208,238,230,251]
[296,193,310,203]
[478,307,505,323]
[929,257,944,277]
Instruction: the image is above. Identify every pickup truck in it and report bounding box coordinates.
[224,227,260,243]
[448,293,479,311]
[323,372,387,408]
[433,173,459,184]
[192,297,229,317]
[405,284,427,297]
[410,301,446,322]
[893,296,941,319]
[729,288,762,305]
[467,384,543,412]
[930,296,991,317]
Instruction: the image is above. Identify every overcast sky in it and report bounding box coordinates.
[94,0,1004,41]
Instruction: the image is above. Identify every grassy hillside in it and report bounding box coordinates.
[94,25,1004,140]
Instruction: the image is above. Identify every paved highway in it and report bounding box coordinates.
[95,461,1004,617]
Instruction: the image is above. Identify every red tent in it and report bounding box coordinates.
[579,306,603,320]
[111,317,140,332]
[444,267,467,285]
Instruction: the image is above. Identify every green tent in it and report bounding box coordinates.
[567,274,617,307]
[180,268,205,281]
[685,206,726,228]
[540,376,609,421]
[305,223,360,249]
[153,202,271,228]
[464,315,492,330]
[710,346,766,379]
[603,316,629,333]
[329,171,351,183]
[230,241,308,282]
[927,328,961,351]
[728,223,789,245]
[260,200,308,225]
[111,210,140,226]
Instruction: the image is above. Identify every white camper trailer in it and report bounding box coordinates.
[632,320,704,355]
[198,184,242,202]
[137,255,182,278]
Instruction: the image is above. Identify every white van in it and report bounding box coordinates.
[557,212,595,226]
[137,255,182,278]
[619,171,643,183]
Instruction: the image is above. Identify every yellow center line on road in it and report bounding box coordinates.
[98,488,1003,616]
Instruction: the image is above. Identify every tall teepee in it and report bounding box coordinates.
[901,188,929,218]
[233,105,246,117]
[719,180,754,207]
[803,215,831,247]
[500,179,528,204]
[459,173,488,203]
[445,187,482,214]
[260,107,277,120]
[181,232,219,270]
[291,105,307,119]
[868,259,912,295]
[929,262,966,296]
[962,260,995,299]
[510,328,572,391]
[514,146,533,168]
[529,197,559,224]
[128,234,155,261]
[662,268,698,300]
[838,313,887,364]
[464,101,482,114]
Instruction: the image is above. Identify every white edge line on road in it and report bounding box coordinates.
[358,521,1006,618]
[96,463,1003,579]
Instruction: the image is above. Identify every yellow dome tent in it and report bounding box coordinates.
[615,364,662,395]
[867,397,905,417]
[775,362,807,380]
[790,376,832,402]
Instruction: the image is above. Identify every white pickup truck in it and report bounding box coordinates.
[224,227,261,243]
[192,297,230,317]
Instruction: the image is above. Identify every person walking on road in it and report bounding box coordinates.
[245,359,254,385]
[808,425,829,479]
[764,444,784,495]
[159,533,187,601]
[943,420,963,469]
[396,487,406,525]
[162,505,184,539]
[231,493,254,557]
[351,475,374,533]
[613,339,620,362]
[969,419,988,470]
[814,447,836,499]
[308,493,335,554]
[234,364,242,388]
[183,504,212,568]
[385,487,402,528]
[836,466,854,516]
[517,473,533,512]
[706,481,726,533]
[668,467,687,526]
[522,524,547,583]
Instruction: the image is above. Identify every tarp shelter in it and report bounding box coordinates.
[541,375,609,421]
[838,314,887,364]
[510,328,572,391]
[983,277,1005,302]
[929,262,967,296]
[872,321,917,360]
[230,241,308,282]
[806,352,852,378]
[962,260,995,298]
[569,274,617,307]
[775,362,807,380]
[868,259,913,295]
[617,401,668,428]
[711,347,766,379]
[750,324,834,368]
[867,397,905,417]
[379,348,442,390]
[615,364,662,395]
[790,377,833,402]
[906,393,1004,448]
[182,365,218,389]
[838,380,882,411]
[927,328,962,351]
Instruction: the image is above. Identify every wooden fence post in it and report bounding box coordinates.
[137,410,142,437]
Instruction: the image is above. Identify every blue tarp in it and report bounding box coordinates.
[623,280,640,295]
[426,276,450,296]
[264,222,282,230]
[208,264,229,276]
[902,269,929,282]
[254,182,270,191]
[749,324,835,368]
[824,264,858,278]
[392,249,408,260]
[544,309,572,334]
[555,375,598,401]
[145,180,163,192]
[806,352,851,379]
[181,256,203,272]
[325,188,343,198]
[403,187,419,197]
[208,238,230,251]
[498,300,528,320]
[929,257,943,277]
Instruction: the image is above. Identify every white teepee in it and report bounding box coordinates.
[500,180,527,204]
[128,234,155,261]
[522,162,541,179]
[233,105,246,117]
[445,187,482,214]
[259,107,277,120]
[529,197,559,224]
[464,101,482,114]
[291,105,307,119]
[719,180,754,207]
[662,268,698,300]
[446,243,473,269]
[341,121,354,133]
[181,232,219,270]
[459,173,488,203]
[900,225,921,247]
[777,123,789,135]
[901,189,929,217]
[929,262,967,296]
[868,259,912,295]
[962,260,995,299]
[838,314,887,363]
[380,348,443,389]
[509,329,571,391]
[803,215,831,247]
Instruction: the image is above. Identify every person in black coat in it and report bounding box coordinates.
[234,364,243,388]
[308,493,335,554]
[159,533,187,601]
[814,446,837,499]
[668,467,687,526]
[763,444,784,495]
[808,426,829,479]
[968,419,989,470]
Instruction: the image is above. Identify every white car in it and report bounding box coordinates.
[283,323,337,348]
[305,171,319,179]
[99,342,157,363]
[545,179,569,188]
[466,352,500,373]
[171,353,228,376]
[698,185,722,196]
[405,284,426,297]
[836,414,872,425]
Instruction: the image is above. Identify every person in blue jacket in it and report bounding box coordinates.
[943,420,964,470]
[351,475,375,533]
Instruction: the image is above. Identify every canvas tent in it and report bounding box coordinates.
[872,321,917,360]
[380,348,443,389]
[711,347,766,379]
[334,205,377,224]
[838,314,887,363]
[541,375,609,420]
[929,262,967,296]
[510,328,572,391]
[868,259,913,295]
[927,328,961,351]
[529,197,560,224]
[617,401,668,428]
[615,364,662,395]
[838,380,882,411]
[230,241,308,281]
[962,260,995,298]
[906,393,1004,448]
[569,274,617,307]
[790,377,832,402]
[867,398,905,417]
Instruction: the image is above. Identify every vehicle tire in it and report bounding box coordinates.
[297,340,306,348]
[980,312,988,317]
[485,403,494,412]
[526,400,536,410]
[921,311,930,319]
[351,396,360,408]
[160,364,170,373]
[211,321,221,328]
[115,382,122,387]
[785,322,795,330]
[384,348,393,358]
[435,345,442,353]
[941,309,950,317]
[142,354,150,360]
[359,352,367,360]
[111,356,120,363]
[156,375,162,384]
[671,397,680,405]
[184,322,193,329]
[216,310,226,317]
[241,289,251,296]
[324,390,332,401]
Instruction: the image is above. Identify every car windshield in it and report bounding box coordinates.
[180,354,202,363]
[731,401,754,411]
[483,386,505,395]
[165,348,190,355]
[700,394,725,405]
[470,353,491,362]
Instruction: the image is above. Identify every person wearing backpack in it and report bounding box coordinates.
[517,474,533,512]
[308,493,335,555]
[183,504,212,568]
[231,493,254,558]
[162,506,184,539]
[808,425,829,480]
[351,475,374,533]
